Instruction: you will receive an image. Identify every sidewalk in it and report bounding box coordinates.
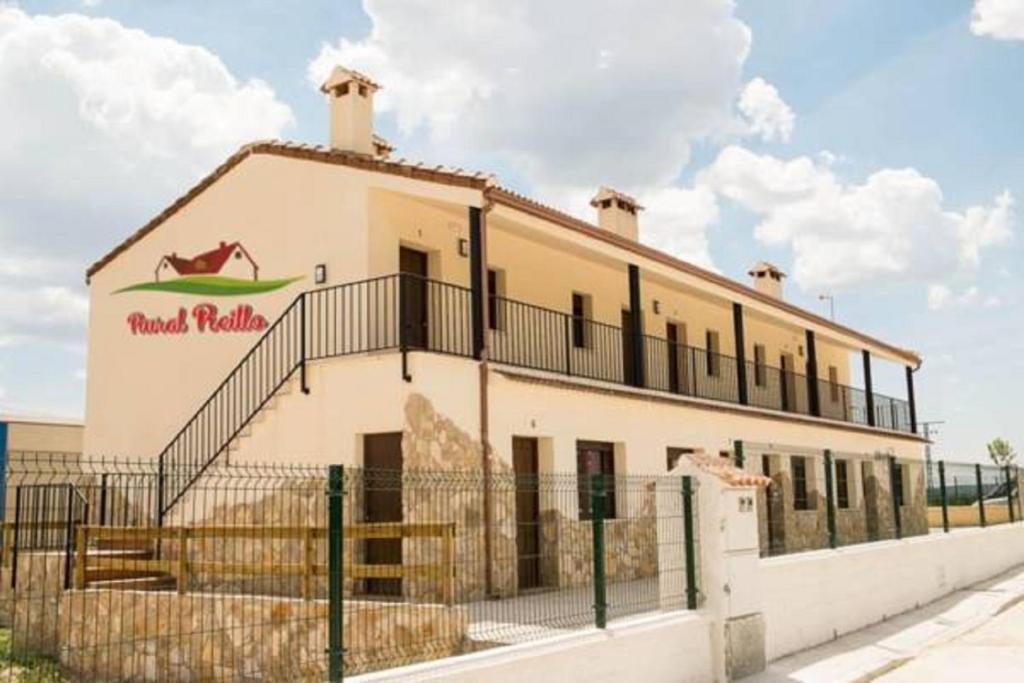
[744,564,1024,683]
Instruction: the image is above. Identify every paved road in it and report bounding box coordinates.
[745,565,1024,683]
[876,597,1024,682]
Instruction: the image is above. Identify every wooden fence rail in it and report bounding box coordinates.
[73,522,457,604]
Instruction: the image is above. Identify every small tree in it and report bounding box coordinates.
[987,438,1018,467]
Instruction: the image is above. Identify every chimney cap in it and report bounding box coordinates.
[748,261,786,280]
[319,65,382,95]
[589,186,644,212]
[372,134,395,156]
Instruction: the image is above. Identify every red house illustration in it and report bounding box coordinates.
[155,241,259,282]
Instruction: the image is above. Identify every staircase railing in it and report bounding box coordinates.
[156,274,472,522]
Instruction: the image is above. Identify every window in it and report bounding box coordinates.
[487,269,504,331]
[792,456,809,510]
[828,366,840,402]
[571,293,591,349]
[893,463,905,507]
[666,447,694,471]
[754,344,767,387]
[577,441,616,520]
[836,459,850,509]
[706,330,721,377]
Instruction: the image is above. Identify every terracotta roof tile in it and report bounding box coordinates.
[82,139,920,366]
[686,452,771,488]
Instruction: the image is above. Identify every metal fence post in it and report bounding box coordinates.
[1017,466,1023,522]
[938,461,949,533]
[824,450,837,549]
[733,440,744,470]
[975,463,986,528]
[10,486,20,589]
[63,484,75,590]
[590,473,608,629]
[889,456,902,540]
[682,476,698,610]
[327,465,345,681]
[1005,466,1015,524]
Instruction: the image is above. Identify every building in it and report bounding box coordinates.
[0,414,84,521]
[82,65,928,576]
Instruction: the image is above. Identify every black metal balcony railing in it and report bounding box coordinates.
[157,273,914,522]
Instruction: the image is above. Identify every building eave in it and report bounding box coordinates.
[488,187,921,367]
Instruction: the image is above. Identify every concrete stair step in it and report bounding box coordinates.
[86,574,177,591]
[96,539,154,553]
[85,567,166,582]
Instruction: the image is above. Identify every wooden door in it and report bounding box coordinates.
[513,437,541,590]
[363,432,403,596]
[399,247,429,349]
[621,310,636,385]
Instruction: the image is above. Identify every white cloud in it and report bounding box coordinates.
[928,284,953,311]
[0,7,293,348]
[699,145,1015,291]
[738,77,795,143]
[638,186,720,270]
[927,284,1002,311]
[0,285,89,348]
[971,0,1024,40]
[309,0,752,189]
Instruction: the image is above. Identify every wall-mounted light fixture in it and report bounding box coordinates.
[314,264,327,285]
[652,299,661,315]
[458,237,469,258]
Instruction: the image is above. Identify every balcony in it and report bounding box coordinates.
[303,273,915,434]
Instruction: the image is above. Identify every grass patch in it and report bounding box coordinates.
[115,275,303,297]
[0,629,65,682]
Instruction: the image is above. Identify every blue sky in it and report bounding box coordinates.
[1,0,1022,460]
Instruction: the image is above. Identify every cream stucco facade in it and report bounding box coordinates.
[81,67,926,562]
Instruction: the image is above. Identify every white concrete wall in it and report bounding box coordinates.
[761,523,1024,661]
[350,611,713,683]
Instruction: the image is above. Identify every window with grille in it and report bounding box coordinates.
[571,293,591,349]
[792,456,809,510]
[706,330,721,377]
[578,441,616,520]
[754,344,767,387]
[836,459,850,509]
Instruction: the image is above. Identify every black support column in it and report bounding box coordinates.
[628,265,645,388]
[905,366,918,434]
[469,206,485,360]
[862,350,876,427]
[805,330,821,417]
[733,303,748,405]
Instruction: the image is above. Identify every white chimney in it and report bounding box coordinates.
[748,261,786,300]
[320,66,380,156]
[590,187,642,241]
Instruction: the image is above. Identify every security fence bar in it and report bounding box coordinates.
[0,452,700,681]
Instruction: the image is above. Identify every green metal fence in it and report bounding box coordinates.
[739,440,1023,559]
[0,453,701,681]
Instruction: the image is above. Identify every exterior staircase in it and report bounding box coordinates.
[81,540,177,591]
[154,274,409,523]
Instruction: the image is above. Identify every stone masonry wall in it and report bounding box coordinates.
[57,591,467,681]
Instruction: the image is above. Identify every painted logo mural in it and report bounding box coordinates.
[115,241,301,296]
[116,241,301,336]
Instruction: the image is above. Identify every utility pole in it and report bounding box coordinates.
[818,294,835,321]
